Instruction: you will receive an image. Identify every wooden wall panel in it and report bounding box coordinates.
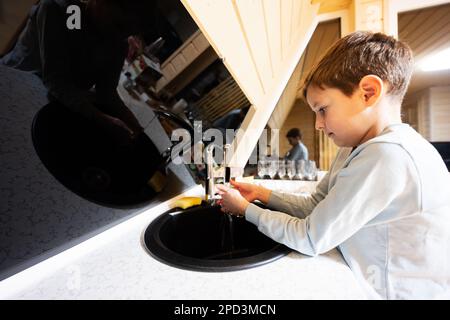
[430,86,450,141]
[417,89,432,140]
[278,100,316,164]
[398,3,450,62]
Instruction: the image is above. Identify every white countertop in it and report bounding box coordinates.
[0,180,366,300]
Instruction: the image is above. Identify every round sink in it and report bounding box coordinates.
[31,102,162,208]
[142,203,290,272]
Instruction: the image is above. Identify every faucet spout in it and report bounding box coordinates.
[204,143,238,205]
[205,144,216,203]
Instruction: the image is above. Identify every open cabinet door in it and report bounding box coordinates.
[181,0,320,167]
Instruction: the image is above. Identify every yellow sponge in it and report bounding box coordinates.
[173,197,202,210]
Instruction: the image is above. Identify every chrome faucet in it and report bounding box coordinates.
[205,143,216,203]
[204,143,233,204]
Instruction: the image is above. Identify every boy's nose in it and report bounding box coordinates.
[315,117,325,131]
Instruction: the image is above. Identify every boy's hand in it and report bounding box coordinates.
[230,179,272,204]
[215,184,249,217]
[229,179,259,203]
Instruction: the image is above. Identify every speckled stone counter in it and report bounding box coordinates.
[0,66,366,300]
[0,65,196,280]
[0,185,366,300]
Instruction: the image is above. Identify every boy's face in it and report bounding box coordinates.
[306,85,374,147]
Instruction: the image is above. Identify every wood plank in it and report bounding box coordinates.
[182,43,199,62]
[281,0,293,59]
[181,0,264,107]
[192,32,211,52]
[261,0,281,78]
[312,0,352,14]
[234,0,274,92]
[164,63,176,80]
[161,30,203,68]
[160,47,218,96]
[292,0,304,43]
[171,54,187,73]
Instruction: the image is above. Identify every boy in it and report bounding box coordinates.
[216,31,450,299]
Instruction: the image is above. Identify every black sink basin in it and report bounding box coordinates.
[142,203,290,272]
[32,102,162,208]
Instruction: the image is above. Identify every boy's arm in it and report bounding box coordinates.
[263,171,330,219]
[245,143,412,256]
[261,147,346,217]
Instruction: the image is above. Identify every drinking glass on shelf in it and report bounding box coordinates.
[257,160,267,179]
[286,160,296,180]
[304,160,318,181]
[296,159,306,180]
[277,160,286,179]
[266,160,278,179]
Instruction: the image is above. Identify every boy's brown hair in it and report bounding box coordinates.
[302,31,414,103]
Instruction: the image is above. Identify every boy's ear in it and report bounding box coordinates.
[359,75,384,105]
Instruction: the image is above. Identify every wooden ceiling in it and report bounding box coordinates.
[268,19,340,129]
[399,3,450,96]
[297,19,341,85]
[312,0,352,14]
[293,2,450,98]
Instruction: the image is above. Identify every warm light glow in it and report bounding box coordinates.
[419,47,450,72]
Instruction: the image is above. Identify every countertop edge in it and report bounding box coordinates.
[0,184,205,298]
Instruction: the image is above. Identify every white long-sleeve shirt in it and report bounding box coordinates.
[245,124,450,299]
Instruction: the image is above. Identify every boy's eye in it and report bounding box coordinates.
[318,107,326,114]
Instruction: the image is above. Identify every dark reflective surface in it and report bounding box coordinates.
[143,203,290,272]
[32,102,162,208]
[430,142,450,171]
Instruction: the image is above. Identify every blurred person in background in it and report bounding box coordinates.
[284,128,309,161]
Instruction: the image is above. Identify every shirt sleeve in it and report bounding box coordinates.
[301,144,309,160]
[36,0,97,120]
[288,145,301,161]
[265,170,330,218]
[245,143,411,256]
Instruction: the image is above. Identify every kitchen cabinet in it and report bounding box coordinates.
[181,0,320,167]
[155,30,218,97]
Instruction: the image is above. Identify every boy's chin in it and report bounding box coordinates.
[328,134,355,148]
[332,138,350,148]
